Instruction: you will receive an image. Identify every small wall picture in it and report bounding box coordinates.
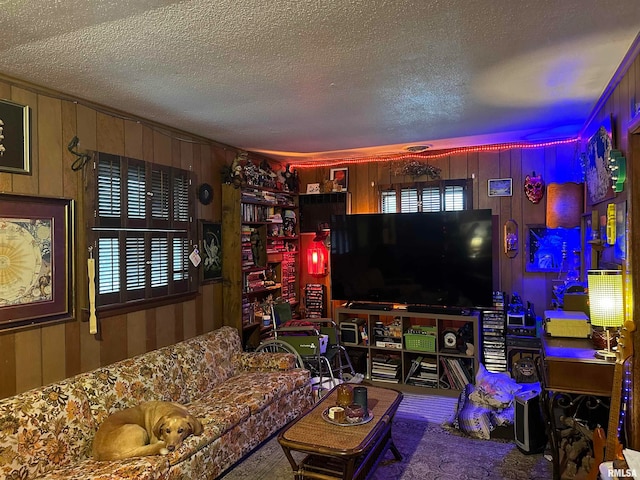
[330,168,348,191]
[306,183,320,194]
[0,99,31,174]
[488,178,512,197]
[200,221,222,282]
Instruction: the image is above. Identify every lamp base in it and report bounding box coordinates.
[594,349,617,361]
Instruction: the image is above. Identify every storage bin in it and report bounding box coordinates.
[404,332,436,352]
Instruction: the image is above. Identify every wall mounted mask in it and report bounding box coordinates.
[524,172,545,204]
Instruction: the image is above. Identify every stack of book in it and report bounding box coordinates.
[241,226,255,268]
[245,270,265,292]
[371,354,401,383]
[281,253,297,303]
[405,356,439,388]
[440,357,473,390]
[241,203,268,222]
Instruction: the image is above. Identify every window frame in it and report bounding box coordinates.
[87,152,197,315]
[378,178,473,213]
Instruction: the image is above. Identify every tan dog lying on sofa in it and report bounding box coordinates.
[92,401,203,461]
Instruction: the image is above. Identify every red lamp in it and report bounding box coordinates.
[307,230,329,276]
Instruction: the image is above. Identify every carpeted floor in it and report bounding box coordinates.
[219,392,552,480]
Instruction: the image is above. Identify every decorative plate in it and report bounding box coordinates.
[321,407,373,427]
[198,183,213,205]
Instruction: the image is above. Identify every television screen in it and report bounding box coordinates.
[330,210,494,308]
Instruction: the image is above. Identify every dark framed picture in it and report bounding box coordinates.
[200,221,222,282]
[330,168,348,191]
[487,178,512,197]
[0,194,74,330]
[0,99,31,174]
[526,225,581,273]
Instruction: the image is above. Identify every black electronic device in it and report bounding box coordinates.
[330,210,494,309]
[348,302,393,311]
[340,318,366,345]
[514,390,547,454]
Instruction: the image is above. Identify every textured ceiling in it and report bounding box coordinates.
[1,1,639,163]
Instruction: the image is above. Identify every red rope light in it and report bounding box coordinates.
[291,137,580,169]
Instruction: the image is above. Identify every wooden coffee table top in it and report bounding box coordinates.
[278,385,403,455]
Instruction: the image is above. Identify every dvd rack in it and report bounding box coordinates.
[481,309,507,372]
[304,283,325,318]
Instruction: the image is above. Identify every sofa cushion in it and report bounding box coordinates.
[219,370,310,413]
[233,351,298,372]
[76,345,188,424]
[164,400,251,467]
[42,455,170,480]
[172,326,241,401]
[0,377,96,479]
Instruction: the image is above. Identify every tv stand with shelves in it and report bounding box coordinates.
[336,306,480,394]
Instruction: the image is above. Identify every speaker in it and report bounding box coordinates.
[514,390,547,454]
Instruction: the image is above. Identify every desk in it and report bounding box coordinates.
[540,336,616,479]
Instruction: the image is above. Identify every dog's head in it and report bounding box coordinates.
[152,413,204,452]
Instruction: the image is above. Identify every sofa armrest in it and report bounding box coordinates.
[233,351,297,372]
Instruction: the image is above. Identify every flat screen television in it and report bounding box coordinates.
[330,210,494,309]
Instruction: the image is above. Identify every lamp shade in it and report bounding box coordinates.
[307,241,328,276]
[588,270,624,327]
[546,182,583,229]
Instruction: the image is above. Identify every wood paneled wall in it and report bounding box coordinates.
[582,43,639,450]
[297,141,579,315]
[0,77,232,400]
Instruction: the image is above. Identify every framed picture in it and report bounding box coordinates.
[0,194,74,330]
[584,124,614,205]
[487,178,512,197]
[0,99,31,174]
[200,221,222,282]
[330,168,348,191]
[526,225,581,273]
[306,183,320,194]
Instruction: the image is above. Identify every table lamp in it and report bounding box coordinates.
[588,270,624,360]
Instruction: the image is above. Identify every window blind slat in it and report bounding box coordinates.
[150,237,169,287]
[98,238,120,294]
[127,164,146,219]
[151,169,170,220]
[126,237,146,290]
[97,158,121,217]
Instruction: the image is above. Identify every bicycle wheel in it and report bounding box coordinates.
[255,339,305,369]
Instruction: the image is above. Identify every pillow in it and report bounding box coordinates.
[490,404,515,427]
[448,383,493,440]
[472,364,522,409]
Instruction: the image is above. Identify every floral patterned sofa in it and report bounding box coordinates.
[0,326,313,479]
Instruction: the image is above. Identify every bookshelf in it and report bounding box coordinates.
[222,184,299,349]
[335,307,480,394]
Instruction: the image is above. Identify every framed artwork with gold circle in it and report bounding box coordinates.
[0,194,74,330]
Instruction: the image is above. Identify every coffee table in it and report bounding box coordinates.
[277,385,403,480]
